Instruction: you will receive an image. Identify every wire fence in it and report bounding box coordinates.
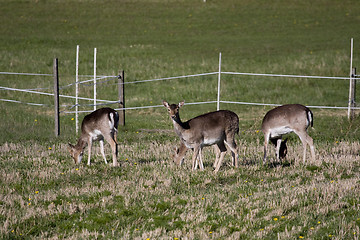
[1,40,358,137]
[1,52,359,136]
[1,69,359,114]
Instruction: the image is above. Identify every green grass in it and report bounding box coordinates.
[1,141,360,239]
[1,0,360,239]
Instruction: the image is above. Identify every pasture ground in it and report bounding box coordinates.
[1,137,360,239]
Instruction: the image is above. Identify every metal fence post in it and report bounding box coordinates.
[53,58,60,136]
[349,68,357,120]
[118,70,125,126]
[93,48,97,111]
[217,52,222,111]
[348,38,354,119]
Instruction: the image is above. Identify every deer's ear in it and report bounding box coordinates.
[179,101,185,108]
[67,144,73,153]
[162,100,169,108]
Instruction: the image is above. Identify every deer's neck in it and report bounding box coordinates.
[171,115,189,136]
[75,136,88,151]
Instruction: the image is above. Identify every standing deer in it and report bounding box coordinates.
[68,107,119,166]
[261,104,315,164]
[163,100,239,172]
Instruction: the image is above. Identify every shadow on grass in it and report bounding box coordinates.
[239,157,293,168]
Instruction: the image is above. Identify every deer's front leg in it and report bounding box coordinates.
[192,146,200,171]
[87,139,93,166]
[198,147,204,170]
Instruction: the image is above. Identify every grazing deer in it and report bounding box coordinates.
[68,107,119,166]
[163,100,239,172]
[261,104,315,164]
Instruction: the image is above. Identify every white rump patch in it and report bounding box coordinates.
[109,113,115,130]
[307,111,312,126]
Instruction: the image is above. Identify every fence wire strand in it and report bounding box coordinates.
[0,98,49,106]
[59,75,119,89]
[0,70,356,113]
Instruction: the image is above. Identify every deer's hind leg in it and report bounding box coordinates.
[213,145,221,169]
[224,133,239,168]
[214,141,227,173]
[295,130,315,163]
[104,133,118,167]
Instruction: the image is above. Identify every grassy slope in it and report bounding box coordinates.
[1,0,360,239]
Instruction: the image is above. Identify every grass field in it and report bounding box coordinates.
[1,0,360,239]
[1,139,360,239]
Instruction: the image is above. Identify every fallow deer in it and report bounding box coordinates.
[261,104,315,164]
[163,100,239,172]
[68,107,119,166]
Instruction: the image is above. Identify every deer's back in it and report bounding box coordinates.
[81,108,119,134]
[186,110,239,133]
[262,104,311,131]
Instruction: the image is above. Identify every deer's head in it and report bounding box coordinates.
[163,100,184,120]
[173,147,185,165]
[270,138,288,160]
[68,143,84,164]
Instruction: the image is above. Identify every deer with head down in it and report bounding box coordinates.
[68,107,119,166]
[163,100,239,172]
[261,104,315,164]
